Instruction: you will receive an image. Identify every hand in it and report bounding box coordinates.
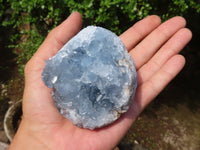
[9,12,192,150]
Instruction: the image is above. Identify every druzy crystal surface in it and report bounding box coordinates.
[42,26,137,129]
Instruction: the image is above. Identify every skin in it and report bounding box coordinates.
[8,12,192,150]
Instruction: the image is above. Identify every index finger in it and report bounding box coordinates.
[120,15,161,51]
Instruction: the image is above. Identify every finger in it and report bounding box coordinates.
[34,11,82,61]
[130,16,186,70]
[137,28,192,85]
[23,12,82,122]
[131,55,185,116]
[24,12,82,83]
[120,15,161,51]
[96,55,185,147]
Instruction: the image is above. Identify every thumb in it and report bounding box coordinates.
[22,12,82,124]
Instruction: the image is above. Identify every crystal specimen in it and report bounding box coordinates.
[42,26,137,130]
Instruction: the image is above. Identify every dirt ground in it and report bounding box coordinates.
[119,103,200,150]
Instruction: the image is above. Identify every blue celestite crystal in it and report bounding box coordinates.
[42,26,137,130]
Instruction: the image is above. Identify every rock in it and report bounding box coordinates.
[0,142,9,150]
[42,26,137,129]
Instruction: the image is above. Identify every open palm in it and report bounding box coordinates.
[9,12,192,150]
